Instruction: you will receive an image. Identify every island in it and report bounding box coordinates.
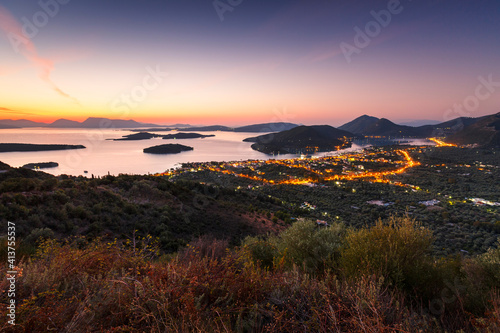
[111,132,214,141]
[22,162,59,169]
[143,144,194,154]
[111,132,163,141]
[0,143,86,153]
[162,133,214,140]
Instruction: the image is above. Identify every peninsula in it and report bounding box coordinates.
[0,143,86,153]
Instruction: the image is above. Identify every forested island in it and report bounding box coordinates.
[112,132,162,141]
[112,132,214,141]
[22,162,59,169]
[162,133,214,139]
[143,143,194,154]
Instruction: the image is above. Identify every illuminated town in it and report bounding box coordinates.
[155,144,422,187]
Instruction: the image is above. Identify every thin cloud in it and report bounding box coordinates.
[0,5,80,104]
[0,107,37,116]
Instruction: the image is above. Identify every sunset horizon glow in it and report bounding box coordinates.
[1,1,499,127]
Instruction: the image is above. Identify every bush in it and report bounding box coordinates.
[242,235,278,270]
[275,219,346,274]
[341,215,434,293]
[478,239,500,286]
[25,227,55,245]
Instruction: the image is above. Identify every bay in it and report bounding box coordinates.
[0,128,297,176]
[0,128,433,177]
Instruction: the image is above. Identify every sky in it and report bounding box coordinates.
[0,0,499,126]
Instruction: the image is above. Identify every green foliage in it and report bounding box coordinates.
[244,219,346,274]
[25,228,55,244]
[341,215,434,293]
[478,239,500,285]
[276,219,346,274]
[242,235,278,270]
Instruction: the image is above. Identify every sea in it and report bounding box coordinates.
[0,128,433,177]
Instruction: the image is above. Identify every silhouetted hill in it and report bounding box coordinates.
[398,119,440,127]
[420,117,480,137]
[234,122,298,132]
[446,112,500,147]
[0,124,18,129]
[179,122,299,133]
[0,117,164,129]
[339,115,379,135]
[47,119,82,128]
[0,161,11,170]
[339,115,483,138]
[181,125,233,132]
[162,133,215,139]
[244,125,358,154]
[362,118,422,137]
[0,119,46,128]
[81,117,161,128]
[112,132,163,141]
[0,143,86,152]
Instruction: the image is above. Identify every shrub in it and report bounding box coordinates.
[25,227,55,245]
[478,239,500,286]
[341,215,434,293]
[275,219,346,275]
[242,235,278,270]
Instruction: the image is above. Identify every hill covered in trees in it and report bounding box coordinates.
[244,125,358,154]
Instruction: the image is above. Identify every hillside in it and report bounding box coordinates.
[338,115,379,134]
[338,114,484,138]
[417,116,480,137]
[46,118,82,128]
[244,125,357,154]
[0,163,287,250]
[361,118,423,137]
[80,117,161,128]
[0,124,17,129]
[446,112,500,147]
[0,119,45,128]
[234,122,298,132]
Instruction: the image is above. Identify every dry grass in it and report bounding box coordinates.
[0,227,498,332]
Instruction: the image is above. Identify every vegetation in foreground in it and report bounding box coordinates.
[1,216,500,332]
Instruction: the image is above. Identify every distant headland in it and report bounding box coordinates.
[22,162,59,169]
[0,143,86,153]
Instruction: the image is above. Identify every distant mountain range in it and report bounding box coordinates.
[446,112,500,147]
[169,122,299,133]
[0,118,299,132]
[0,117,163,129]
[338,114,492,140]
[0,119,46,128]
[1,113,498,147]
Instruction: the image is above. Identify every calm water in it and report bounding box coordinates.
[0,128,433,177]
[0,128,300,176]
